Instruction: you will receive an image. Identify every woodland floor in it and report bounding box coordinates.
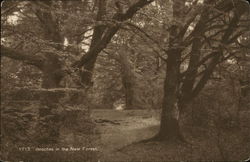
[91,109,250,162]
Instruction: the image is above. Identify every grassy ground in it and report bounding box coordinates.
[91,109,250,162]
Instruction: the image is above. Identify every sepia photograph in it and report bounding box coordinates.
[1,0,250,161]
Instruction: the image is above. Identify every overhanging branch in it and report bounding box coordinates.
[73,0,154,69]
[1,45,44,69]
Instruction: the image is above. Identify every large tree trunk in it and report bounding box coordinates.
[41,53,65,88]
[33,1,65,89]
[156,49,183,141]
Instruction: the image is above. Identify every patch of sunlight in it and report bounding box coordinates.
[81,27,93,51]
[185,0,204,6]
[1,38,6,43]
[122,116,160,131]
[115,104,125,111]
[7,12,19,25]
[227,58,237,64]
[63,37,69,47]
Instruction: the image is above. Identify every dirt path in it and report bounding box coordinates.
[91,110,160,155]
[90,109,250,161]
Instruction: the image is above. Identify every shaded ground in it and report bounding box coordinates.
[91,109,250,161]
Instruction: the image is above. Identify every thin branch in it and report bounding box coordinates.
[125,22,168,53]
[1,2,20,15]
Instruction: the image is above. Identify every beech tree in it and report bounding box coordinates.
[153,0,249,141]
[1,0,154,88]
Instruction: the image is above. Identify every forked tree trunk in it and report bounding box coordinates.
[33,1,66,89]
[156,0,185,142]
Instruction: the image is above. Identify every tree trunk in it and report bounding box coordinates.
[122,77,134,109]
[119,53,135,109]
[156,0,185,142]
[79,55,98,87]
[33,2,65,89]
[37,53,65,143]
[41,53,65,88]
[156,49,184,141]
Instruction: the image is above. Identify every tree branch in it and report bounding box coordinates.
[1,2,20,16]
[187,2,247,100]
[1,46,44,69]
[115,0,154,22]
[125,22,168,54]
[73,0,154,68]
[190,52,220,100]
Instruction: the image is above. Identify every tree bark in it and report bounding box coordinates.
[41,52,65,88]
[32,1,65,88]
[79,0,107,86]
[157,48,184,141]
[119,52,135,109]
[155,0,185,142]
